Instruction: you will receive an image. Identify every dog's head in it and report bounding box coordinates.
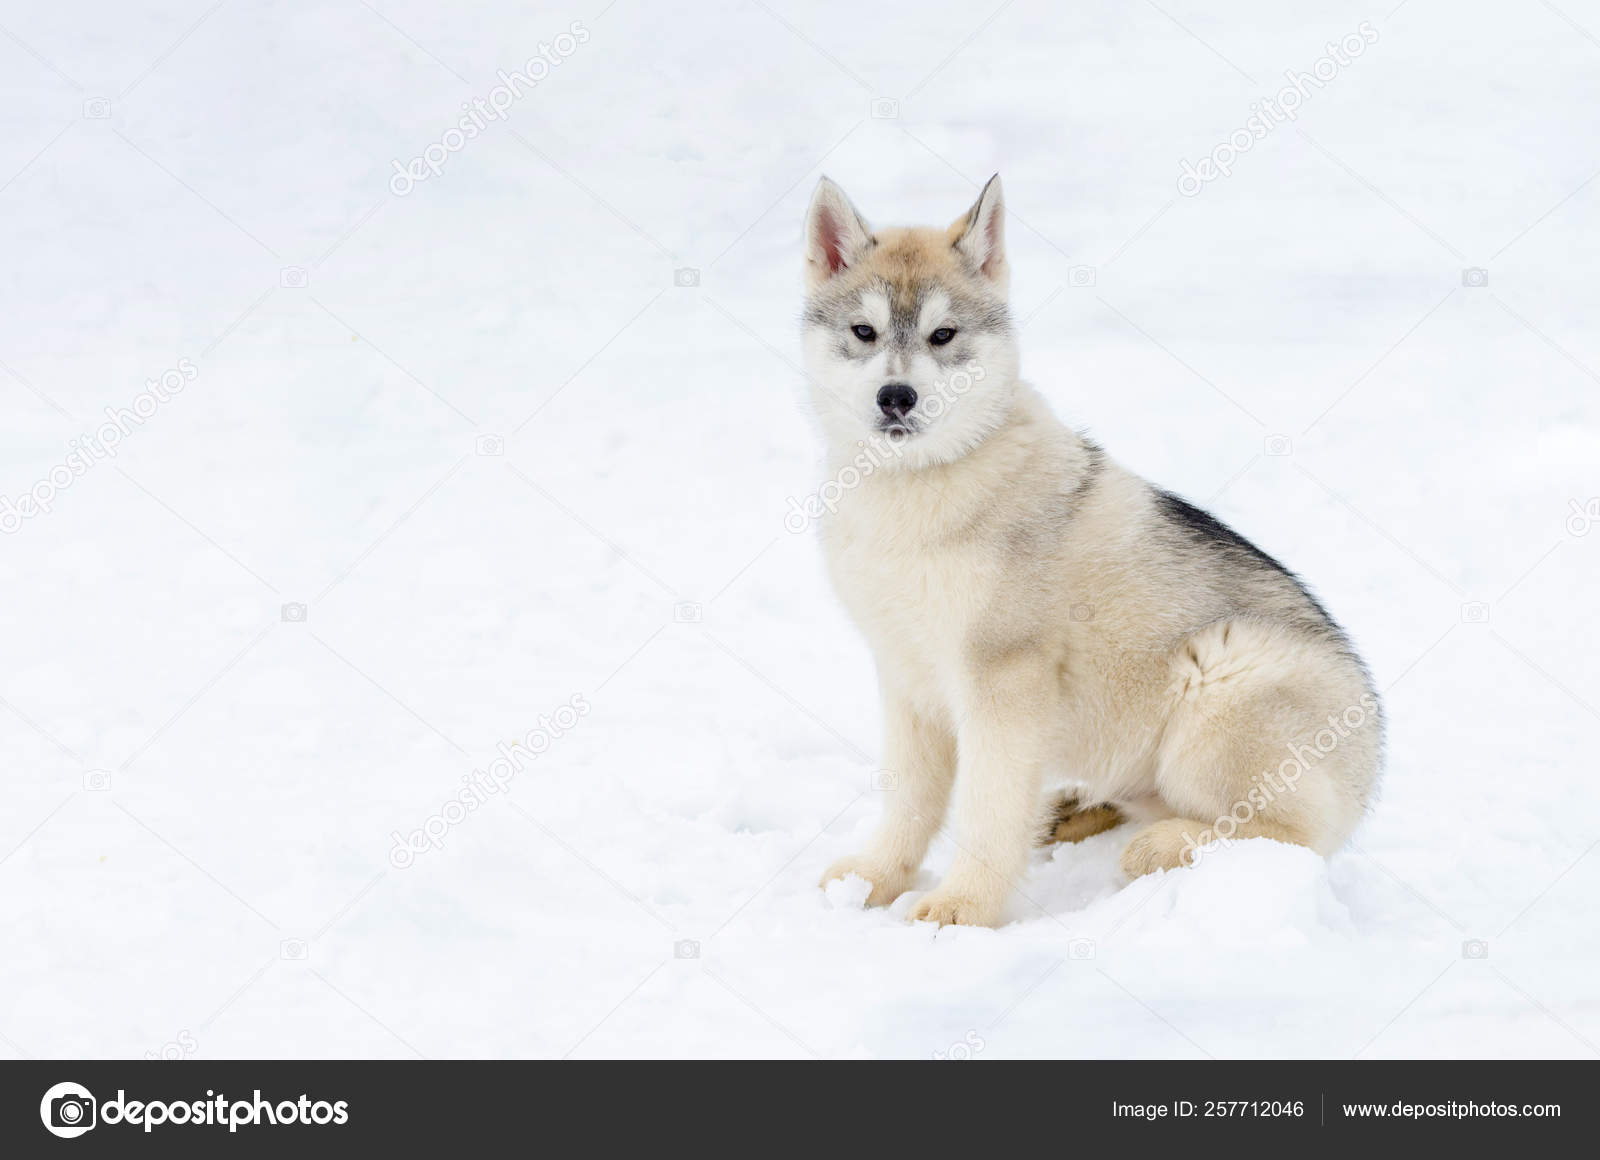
[800,175,1018,469]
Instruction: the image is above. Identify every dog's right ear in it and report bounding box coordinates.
[804,177,872,290]
[951,174,1007,291]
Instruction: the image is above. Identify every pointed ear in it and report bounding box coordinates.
[950,174,1007,291]
[804,177,873,290]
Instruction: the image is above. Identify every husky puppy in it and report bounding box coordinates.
[806,175,1382,928]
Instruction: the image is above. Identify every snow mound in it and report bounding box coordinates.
[822,872,872,911]
[1084,838,1356,950]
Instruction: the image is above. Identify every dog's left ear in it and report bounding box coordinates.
[804,177,873,290]
[950,174,1007,292]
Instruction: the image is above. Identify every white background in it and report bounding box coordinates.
[1,0,1597,1059]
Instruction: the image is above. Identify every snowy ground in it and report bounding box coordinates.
[2,0,1598,1059]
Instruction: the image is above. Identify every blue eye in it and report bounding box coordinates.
[929,327,956,346]
[852,324,876,342]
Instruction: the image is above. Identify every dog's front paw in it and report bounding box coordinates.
[820,855,910,907]
[906,885,1000,929]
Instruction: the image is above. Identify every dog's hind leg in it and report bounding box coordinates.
[1119,619,1379,878]
[1120,816,1314,877]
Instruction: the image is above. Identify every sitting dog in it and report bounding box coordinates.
[805,175,1382,927]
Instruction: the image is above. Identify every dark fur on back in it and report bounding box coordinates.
[1154,489,1349,648]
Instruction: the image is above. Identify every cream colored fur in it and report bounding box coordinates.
[805,176,1381,927]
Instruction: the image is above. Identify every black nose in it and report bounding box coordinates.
[876,383,917,418]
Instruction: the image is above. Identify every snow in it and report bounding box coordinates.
[2,0,1597,1059]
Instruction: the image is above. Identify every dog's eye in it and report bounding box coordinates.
[851,324,877,342]
[929,327,956,346]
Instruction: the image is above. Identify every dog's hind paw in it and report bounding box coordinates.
[1120,819,1207,878]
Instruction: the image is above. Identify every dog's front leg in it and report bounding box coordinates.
[908,664,1047,928]
[819,693,955,906]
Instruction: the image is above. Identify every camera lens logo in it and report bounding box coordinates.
[40,1082,96,1139]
